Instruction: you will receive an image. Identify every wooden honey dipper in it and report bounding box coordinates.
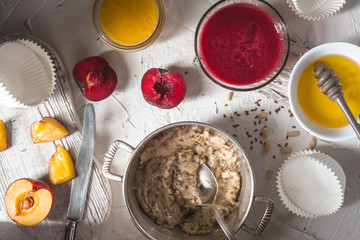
[314,62,360,141]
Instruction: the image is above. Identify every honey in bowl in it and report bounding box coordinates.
[297,55,360,128]
[99,0,160,46]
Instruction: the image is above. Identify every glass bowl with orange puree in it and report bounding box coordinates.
[195,0,289,91]
[289,42,360,142]
[93,0,165,52]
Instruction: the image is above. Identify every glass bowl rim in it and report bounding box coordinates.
[194,0,290,91]
[92,0,166,52]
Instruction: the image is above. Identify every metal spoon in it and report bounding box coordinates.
[314,62,360,140]
[197,164,237,240]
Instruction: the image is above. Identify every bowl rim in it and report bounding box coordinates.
[194,0,290,91]
[288,42,360,142]
[92,0,166,52]
[122,121,256,239]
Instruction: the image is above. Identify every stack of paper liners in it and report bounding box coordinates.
[287,0,346,21]
[0,39,56,108]
[276,150,345,218]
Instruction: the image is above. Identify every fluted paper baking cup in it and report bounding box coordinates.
[287,0,346,21]
[0,40,56,108]
[277,150,345,218]
[18,39,56,98]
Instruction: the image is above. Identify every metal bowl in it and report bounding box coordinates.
[102,121,273,239]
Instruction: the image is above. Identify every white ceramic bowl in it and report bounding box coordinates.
[289,42,360,142]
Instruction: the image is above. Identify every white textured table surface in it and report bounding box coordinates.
[1,0,360,239]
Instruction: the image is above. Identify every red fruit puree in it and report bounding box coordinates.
[200,4,282,85]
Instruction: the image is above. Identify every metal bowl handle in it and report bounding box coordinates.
[102,140,135,182]
[241,196,274,235]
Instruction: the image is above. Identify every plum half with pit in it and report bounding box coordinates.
[5,178,53,226]
[141,68,186,109]
[73,56,117,101]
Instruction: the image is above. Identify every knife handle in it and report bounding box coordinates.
[64,220,77,240]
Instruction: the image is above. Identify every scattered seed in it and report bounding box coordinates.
[232,124,239,128]
[280,146,292,154]
[250,140,253,144]
[257,112,267,119]
[223,114,227,118]
[258,120,261,124]
[261,109,265,112]
[285,142,288,147]
[236,113,241,116]
[292,125,296,128]
[230,116,234,122]
[286,135,289,140]
[255,138,258,142]
[269,111,272,115]
[266,170,273,180]
[261,127,269,138]
[233,134,237,137]
[277,144,282,147]
[274,100,278,103]
[253,121,257,126]
[226,92,233,101]
[245,111,249,115]
[287,130,300,137]
[225,104,228,107]
[289,113,294,117]
[250,146,253,150]
[265,118,268,122]
[309,136,317,150]
[275,107,281,114]
[184,71,189,75]
[264,140,271,153]
[272,155,276,159]
[280,106,284,109]
[259,140,263,144]
[234,111,238,115]
[254,129,258,132]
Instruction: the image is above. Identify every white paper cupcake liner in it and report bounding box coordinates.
[276,150,345,218]
[287,0,346,21]
[0,39,56,108]
[18,39,57,98]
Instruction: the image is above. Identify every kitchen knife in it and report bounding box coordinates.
[64,103,95,240]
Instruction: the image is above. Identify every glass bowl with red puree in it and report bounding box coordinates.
[195,0,289,91]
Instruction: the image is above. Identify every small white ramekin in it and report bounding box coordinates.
[288,42,360,142]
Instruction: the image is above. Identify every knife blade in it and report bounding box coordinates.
[64,103,95,240]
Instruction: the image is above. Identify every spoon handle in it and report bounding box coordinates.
[335,97,360,141]
[213,207,237,240]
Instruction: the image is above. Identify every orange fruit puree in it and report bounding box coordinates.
[298,55,360,128]
[99,0,159,46]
